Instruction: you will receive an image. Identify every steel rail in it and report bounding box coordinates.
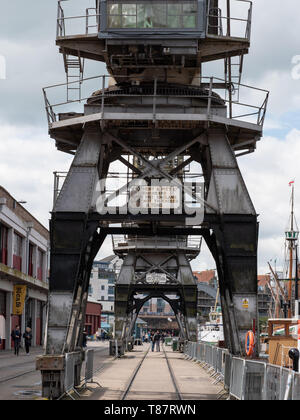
[0,369,37,385]
[162,345,182,401]
[121,345,151,400]
[0,346,108,385]
[121,344,182,401]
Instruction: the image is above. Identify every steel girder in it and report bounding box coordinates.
[41,116,260,398]
[114,250,198,347]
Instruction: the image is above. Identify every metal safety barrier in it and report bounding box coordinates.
[82,349,102,389]
[59,353,81,400]
[85,349,94,383]
[184,341,300,400]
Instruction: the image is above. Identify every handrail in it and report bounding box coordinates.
[56,0,100,37]
[207,0,253,41]
[42,74,269,128]
[56,0,251,41]
[112,235,202,250]
[57,1,66,38]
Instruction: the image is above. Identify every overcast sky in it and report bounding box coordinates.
[0,0,300,275]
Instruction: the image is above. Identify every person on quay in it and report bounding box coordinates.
[151,331,155,352]
[153,330,161,352]
[11,325,22,356]
[23,327,32,355]
[82,329,88,348]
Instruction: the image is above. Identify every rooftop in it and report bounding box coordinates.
[0,185,49,239]
[193,269,216,284]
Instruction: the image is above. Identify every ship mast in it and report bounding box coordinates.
[286,182,299,317]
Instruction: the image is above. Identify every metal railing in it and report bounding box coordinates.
[43,74,269,129]
[53,168,204,215]
[184,341,300,400]
[112,235,202,251]
[207,0,253,41]
[57,0,100,38]
[53,171,67,207]
[57,0,251,41]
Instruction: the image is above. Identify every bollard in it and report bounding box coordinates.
[289,348,300,372]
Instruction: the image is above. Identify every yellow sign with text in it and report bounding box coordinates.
[13,285,27,315]
[242,298,249,309]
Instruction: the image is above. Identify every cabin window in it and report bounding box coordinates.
[107,1,198,29]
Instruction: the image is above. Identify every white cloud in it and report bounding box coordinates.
[191,129,300,275]
[0,124,72,228]
[239,129,300,273]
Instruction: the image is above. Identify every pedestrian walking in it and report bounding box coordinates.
[150,331,155,351]
[153,330,161,352]
[11,325,21,356]
[82,329,88,348]
[0,312,6,349]
[23,327,32,355]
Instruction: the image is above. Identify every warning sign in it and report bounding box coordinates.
[242,298,249,309]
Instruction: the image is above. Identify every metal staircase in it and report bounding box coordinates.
[63,52,84,102]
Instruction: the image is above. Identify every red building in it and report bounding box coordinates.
[193,269,217,285]
[85,299,102,336]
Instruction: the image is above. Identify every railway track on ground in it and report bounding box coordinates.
[0,346,109,384]
[121,344,182,400]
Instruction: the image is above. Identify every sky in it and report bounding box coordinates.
[0,0,300,275]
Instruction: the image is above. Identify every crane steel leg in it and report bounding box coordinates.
[38,126,109,398]
[203,128,259,355]
[112,247,198,354]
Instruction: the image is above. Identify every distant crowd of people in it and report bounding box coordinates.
[142,330,174,352]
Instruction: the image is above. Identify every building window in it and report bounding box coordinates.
[108,286,114,295]
[37,249,44,281]
[101,285,105,291]
[107,1,197,29]
[0,290,6,315]
[0,224,8,266]
[28,243,34,276]
[13,233,23,271]
[25,298,33,329]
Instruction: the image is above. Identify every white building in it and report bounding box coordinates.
[89,255,122,330]
[0,186,49,350]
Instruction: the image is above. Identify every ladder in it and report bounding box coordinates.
[63,52,85,102]
[224,53,245,117]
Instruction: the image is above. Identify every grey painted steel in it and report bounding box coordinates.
[265,364,281,400]
[184,342,300,400]
[224,352,232,391]
[114,247,198,345]
[292,372,300,400]
[206,129,255,215]
[243,360,266,400]
[216,347,223,374]
[64,353,75,396]
[85,349,94,383]
[212,346,218,371]
[230,357,245,400]
[41,0,268,398]
[280,367,293,401]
